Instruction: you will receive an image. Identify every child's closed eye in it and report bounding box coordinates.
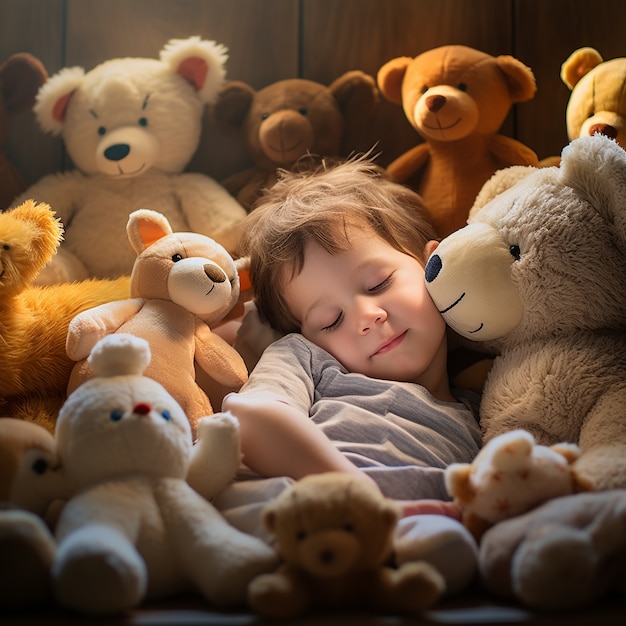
[368,273,394,293]
[322,311,344,332]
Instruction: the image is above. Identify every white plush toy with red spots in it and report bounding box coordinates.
[445,429,582,542]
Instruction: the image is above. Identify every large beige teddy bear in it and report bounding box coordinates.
[12,37,246,284]
[424,134,626,491]
[52,333,277,615]
[66,209,248,441]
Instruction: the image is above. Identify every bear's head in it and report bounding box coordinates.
[560,47,626,148]
[0,199,62,295]
[56,334,192,492]
[377,44,536,143]
[126,208,241,327]
[33,37,228,177]
[213,71,379,171]
[424,134,626,351]
[262,472,400,578]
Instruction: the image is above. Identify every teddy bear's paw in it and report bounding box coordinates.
[53,527,147,614]
[511,524,598,610]
[381,561,446,612]
[0,511,55,609]
[197,411,240,442]
[248,572,310,618]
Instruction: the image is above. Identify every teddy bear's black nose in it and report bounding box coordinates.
[425,254,442,283]
[104,144,131,161]
[589,124,618,140]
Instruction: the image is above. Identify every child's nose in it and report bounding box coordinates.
[358,305,386,334]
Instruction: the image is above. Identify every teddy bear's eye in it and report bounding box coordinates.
[110,409,124,422]
[421,86,429,94]
[261,112,269,121]
[32,458,49,475]
[161,410,172,421]
[2,243,9,251]
[138,117,148,127]
[98,126,106,136]
[457,83,468,92]
[296,530,308,541]
[298,107,308,116]
[509,245,521,261]
[172,253,184,263]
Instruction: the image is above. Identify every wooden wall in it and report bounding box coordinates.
[2,0,626,189]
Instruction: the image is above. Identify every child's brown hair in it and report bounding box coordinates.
[238,156,436,335]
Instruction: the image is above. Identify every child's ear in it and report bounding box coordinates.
[425,239,440,257]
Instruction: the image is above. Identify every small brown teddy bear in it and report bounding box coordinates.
[0,52,48,209]
[212,72,379,211]
[247,472,445,619]
[377,45,538,238]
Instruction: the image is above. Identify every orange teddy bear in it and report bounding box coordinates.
[377,45,538,237]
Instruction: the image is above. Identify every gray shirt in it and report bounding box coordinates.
[240,333,482,500]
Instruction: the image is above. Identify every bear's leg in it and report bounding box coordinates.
[52,524,146,614]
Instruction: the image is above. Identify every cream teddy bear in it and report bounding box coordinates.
[52,334,277,615]
[425,134,626,491]
[12,37,247,284]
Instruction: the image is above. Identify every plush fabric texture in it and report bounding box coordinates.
[479,490,626,610]
[248,472,446,619]
[50,334,277,615]
[65,209,248,441]
[0,53,47,210]
[377,44,538,238]
[445,429,582,541]
[0,200,129,433]
[425,134,626,492]
[212,71,379,211]
[11,37,246,284]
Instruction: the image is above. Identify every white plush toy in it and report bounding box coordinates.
[445,429,582,541]
[12,36,247,284]
[52,334,277,615]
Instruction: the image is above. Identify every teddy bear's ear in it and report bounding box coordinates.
[0,53,48,115]
[126,209,174,255]
[560,47,604,90]
[377,56,412,105]
[160,36,228,105]
[33,66,85,135]
[329,70,379,123]
[495,56,537,103]
[212,81,256,135]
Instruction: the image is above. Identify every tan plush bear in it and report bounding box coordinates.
[65,209,248,441]
[212,72,379,211]
[248,472,445,619]
[377,45,538,238]
[424,134,626,492]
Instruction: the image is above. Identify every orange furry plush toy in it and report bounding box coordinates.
[0,200,129,433]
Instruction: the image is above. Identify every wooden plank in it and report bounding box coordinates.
[515,0,626,162]
[301,0,514,166]
[1,0,65,189]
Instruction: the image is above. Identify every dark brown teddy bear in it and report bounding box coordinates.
[212,71,379,210]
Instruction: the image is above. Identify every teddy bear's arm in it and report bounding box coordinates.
[194,323,248,387]
[66,299,144,361]
[175,173,247,252]
[386,144,430,183]
[187,412,242,501]
[486,135,539,167]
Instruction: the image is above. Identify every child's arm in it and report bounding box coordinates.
[222,390,378,489]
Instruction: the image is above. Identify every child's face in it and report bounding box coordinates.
[283,225,447,385]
